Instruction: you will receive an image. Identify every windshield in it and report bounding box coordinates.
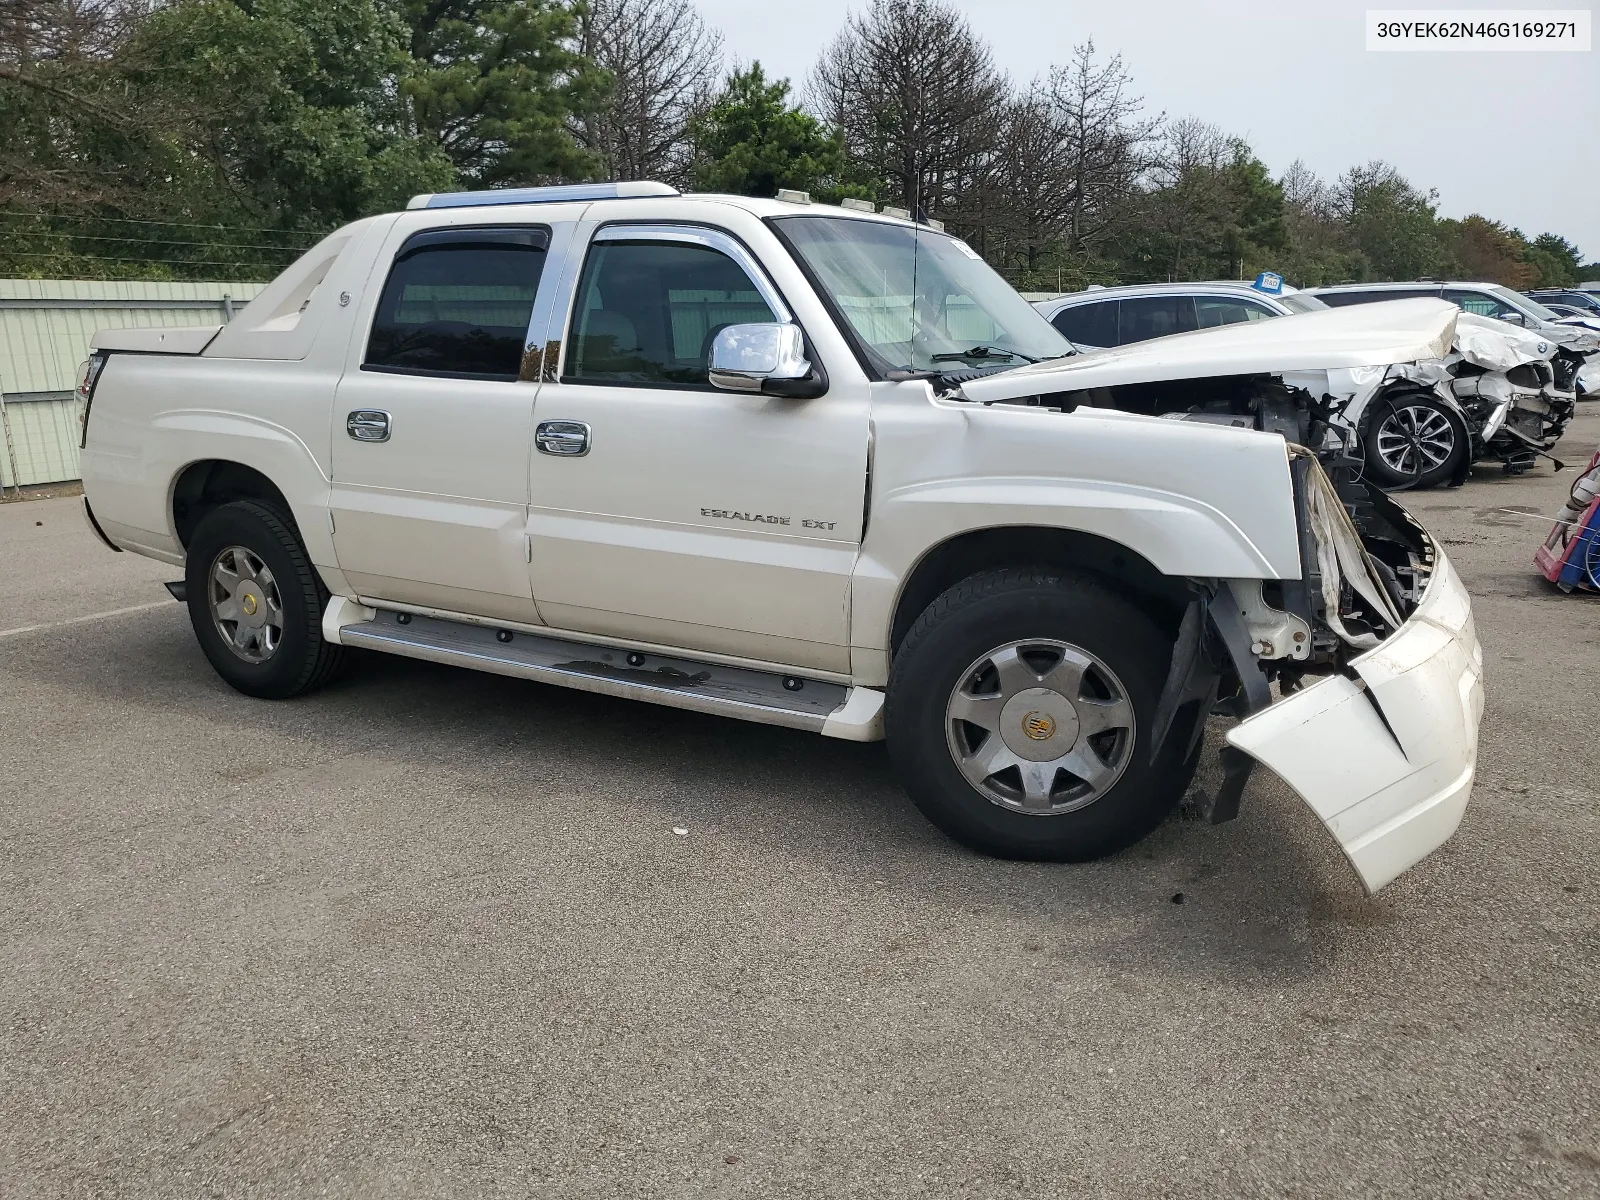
[1489,284,1560,322]
[772,215,1073,373]
[1277,291,1329,314]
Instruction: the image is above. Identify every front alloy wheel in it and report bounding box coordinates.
[1365,395,1465,489]
[945,639,1136,815]
[885,568,1192,863]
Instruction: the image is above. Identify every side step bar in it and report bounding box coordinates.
[322,598,885,741]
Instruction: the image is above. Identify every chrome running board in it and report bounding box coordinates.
[324,600,883,739]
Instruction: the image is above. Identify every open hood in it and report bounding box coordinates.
[960,298,1458,404]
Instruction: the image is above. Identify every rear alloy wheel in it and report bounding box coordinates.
[184,500,346,699]
[1365,395,1465,490]
[206,545,285,664]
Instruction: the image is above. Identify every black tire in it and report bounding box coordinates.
[184,499,346,699]
[885,568,1189,862]
[1363,392,1467,490]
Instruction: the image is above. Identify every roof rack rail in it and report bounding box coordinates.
[407,181,679,211]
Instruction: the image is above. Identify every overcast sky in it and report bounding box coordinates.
[697,0,1599,263]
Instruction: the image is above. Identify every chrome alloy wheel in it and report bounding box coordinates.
[208,545,284,664]
[944,639,1136,815]
[1376,404,1455,478]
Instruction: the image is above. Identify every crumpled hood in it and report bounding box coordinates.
[960,298,1458,403]
[1451,310,1559,372]
[1545,320,1600,354]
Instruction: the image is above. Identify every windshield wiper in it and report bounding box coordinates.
[929,345,1039,364]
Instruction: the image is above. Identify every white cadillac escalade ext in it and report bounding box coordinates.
[78,182,1484,893]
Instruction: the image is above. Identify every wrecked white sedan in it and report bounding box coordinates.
[78,189,1480,894]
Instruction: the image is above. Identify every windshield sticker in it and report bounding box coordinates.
[950,239,981,260]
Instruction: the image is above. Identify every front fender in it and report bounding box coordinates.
[851,397,1304,659]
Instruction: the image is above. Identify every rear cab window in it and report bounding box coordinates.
[364,226,550,380]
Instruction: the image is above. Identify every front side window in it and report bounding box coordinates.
[1117,295,1196,345]
[1485,285,1560,322]
[365,228,548,379]
[1193,295,1281,328]
[1052,300,1117,348]
[565,239,777,386]
[772,216,1072,374]
[1444,289,1520,320]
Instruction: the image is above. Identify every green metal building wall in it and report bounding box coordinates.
[0,280,264,488]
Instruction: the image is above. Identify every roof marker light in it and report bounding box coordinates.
[406,181,679,211]
[840,197,875,213]
[775,188,812,204]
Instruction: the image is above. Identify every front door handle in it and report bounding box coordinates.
[535,420,591,457]
[346,410,391,442]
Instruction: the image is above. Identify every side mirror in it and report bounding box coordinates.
[1498,310,1526,326]
[708,323,824,397]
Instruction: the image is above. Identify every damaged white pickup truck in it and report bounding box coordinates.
[78,184,1483,893]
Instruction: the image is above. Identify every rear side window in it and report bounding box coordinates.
[1051,300,1117,347]
[364,227,549,380]
[1194,295,1279,328]
[1117,295,1196,344]
[565,239,776,387]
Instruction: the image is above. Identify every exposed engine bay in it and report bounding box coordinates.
[970,371,1433,676]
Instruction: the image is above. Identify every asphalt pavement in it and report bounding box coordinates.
[2,413,1597,1198]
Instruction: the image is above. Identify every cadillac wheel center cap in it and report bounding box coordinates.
[236,584,267,626]
[998,688,1081,761]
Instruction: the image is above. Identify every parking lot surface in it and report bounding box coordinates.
[2,411,1598,1198]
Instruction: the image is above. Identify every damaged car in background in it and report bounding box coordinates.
[1037,280,1587,488]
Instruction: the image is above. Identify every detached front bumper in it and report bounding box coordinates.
[1226,550,1484,893]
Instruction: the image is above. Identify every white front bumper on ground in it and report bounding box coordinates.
[1226,550,1484,894]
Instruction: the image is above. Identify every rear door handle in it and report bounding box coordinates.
[346,410,391,442]
[535,420,590,457]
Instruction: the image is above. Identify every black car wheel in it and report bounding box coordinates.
[184,500,346,699]
[1364,393,1466,490]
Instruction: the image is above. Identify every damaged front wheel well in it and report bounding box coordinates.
[889,526,1192,657]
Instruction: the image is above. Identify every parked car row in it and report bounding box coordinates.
[1035,277,1600,490]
